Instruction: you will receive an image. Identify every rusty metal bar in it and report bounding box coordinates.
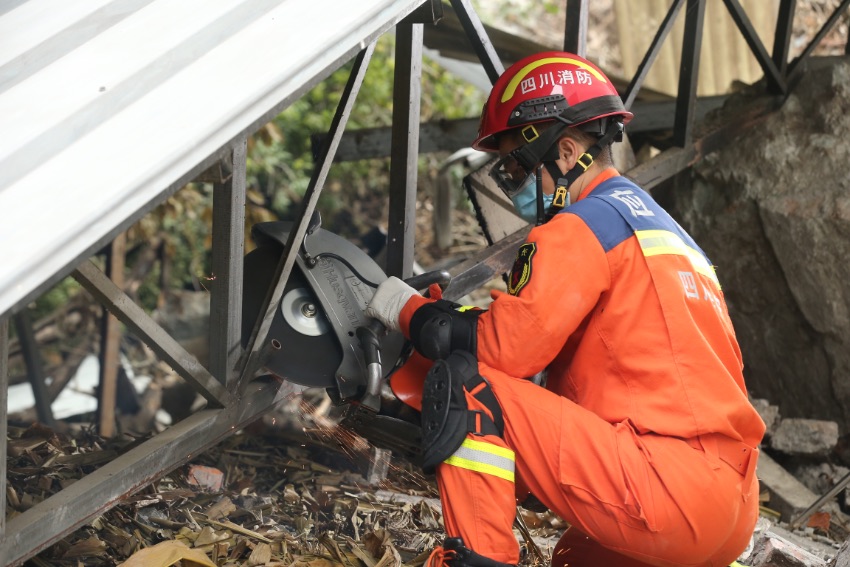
[623,0,686,110]
[788,0,850,77]
[564,0,588,56]
[97,232,126,437]
[448,0,504,84]
[386,21,423,279]
[1,378,300,567]
[235,43,376,390]
[210,138,247,388]
[443,227,531,301]
[13,310,55,426]
[772,0,796,75]
[722,0,786,94]
[672,0,706,148]
[73,260,232,407]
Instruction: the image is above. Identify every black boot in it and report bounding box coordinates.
[427,537,515,567]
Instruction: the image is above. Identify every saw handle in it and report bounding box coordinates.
[357,269,452,412]
[403,269,452,293]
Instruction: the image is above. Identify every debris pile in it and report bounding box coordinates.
[6,400,562,566]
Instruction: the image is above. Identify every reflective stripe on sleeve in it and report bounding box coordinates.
[443,438,515,482]
[635,229,720,288]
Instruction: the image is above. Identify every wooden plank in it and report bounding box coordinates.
[98,232,126,437]
[13,309,55,426]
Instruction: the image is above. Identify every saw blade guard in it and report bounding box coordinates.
[241,221,405,400]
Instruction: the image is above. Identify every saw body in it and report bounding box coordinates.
[242,220,446,463]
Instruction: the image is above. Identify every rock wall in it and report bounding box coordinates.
[654,56,850,432]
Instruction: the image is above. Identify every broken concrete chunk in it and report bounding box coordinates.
[758,452,819,522]
[746,531,828,567]
[771,419,839,457]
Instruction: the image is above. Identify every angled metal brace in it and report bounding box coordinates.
[72,260,233,408]
[788,0,850,78]
[448,0,504,85]
[235,43,376,390]
[623,0,687,109]
[722,0,787,94]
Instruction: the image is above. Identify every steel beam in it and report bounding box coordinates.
[0,379,300,567]
[772,0,796,76]
[564,0,588,56]
[623,0,686,109]
[319,96,728,162]
[448,0,504,84]
[722,0,786,94]
[672,0,706,148]
[210,138,247,388]
[386,22,423,279]
[72,260,232,407]
[236,44,376,390]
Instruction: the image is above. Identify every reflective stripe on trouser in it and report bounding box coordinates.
[439,361,759,567]
[436,385,520,565]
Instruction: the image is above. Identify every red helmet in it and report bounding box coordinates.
[472,51,633,152]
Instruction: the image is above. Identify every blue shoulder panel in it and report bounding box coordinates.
[561,176,712,262]
[562,179,633,253]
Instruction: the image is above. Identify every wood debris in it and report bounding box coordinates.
[7,418,557,566]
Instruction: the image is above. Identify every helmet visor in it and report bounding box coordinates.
[489,153,535,199]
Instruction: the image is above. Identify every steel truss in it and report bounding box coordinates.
[1,0,848,564]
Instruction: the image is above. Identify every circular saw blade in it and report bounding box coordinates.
[242,245,341,388]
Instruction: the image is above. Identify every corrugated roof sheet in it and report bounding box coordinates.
[0,0,423,317]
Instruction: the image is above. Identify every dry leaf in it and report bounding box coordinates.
[118,539,217,567]
[247,542,273,566]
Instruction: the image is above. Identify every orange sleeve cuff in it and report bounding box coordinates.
[399,294,434,337]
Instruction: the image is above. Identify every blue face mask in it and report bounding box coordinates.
[510,174,553,224]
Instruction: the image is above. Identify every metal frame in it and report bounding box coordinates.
[2,1,849,564]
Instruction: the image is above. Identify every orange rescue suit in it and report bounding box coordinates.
[398,169,765,567]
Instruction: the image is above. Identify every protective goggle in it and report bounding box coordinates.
[489,153,535,198]
[488,123,567,199]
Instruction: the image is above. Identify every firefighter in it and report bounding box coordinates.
[366,51,765,567]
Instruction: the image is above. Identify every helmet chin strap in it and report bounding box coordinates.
[543,121,624,221]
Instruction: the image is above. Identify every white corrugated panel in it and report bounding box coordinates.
[0,0,423,316]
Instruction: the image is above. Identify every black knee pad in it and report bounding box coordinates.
[420,351,503,474]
